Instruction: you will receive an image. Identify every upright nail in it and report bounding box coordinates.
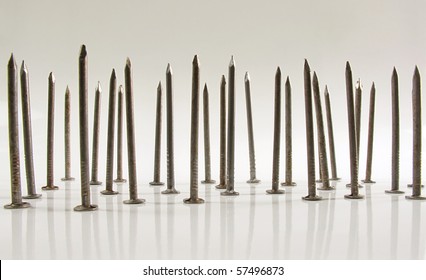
[312,72,333,191]
[406,66,426,200]
[101,69,119,195]
[184,55,204,203]
[324,87,340,181]
[344,62,363,199]
[222,56,239,196]
[4,54,31,209]
[201,83,216,184]
[355,79,362,159]
[150,81,165,186]
[362,83,376,184]
[123,58,145,204]
[20,61,41,198]
[61,86,75,181]
[162,64,179,194]
[267,67,285,195]
[244,72,260,184]
[42,72,59,191]
[302,60,322,201]
[281,76,296,187]
[74,44,98,211]
[114,85,127,183]
[90,82,102,185]
[216,75,227,189]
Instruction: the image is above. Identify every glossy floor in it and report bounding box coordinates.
[0,181,425,260]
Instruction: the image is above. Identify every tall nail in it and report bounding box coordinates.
[244,72,260,184]
[385,69,404,194]
[282,76,296,187]
[344,62,363,199]
[324,87,340,181]
[42,72,59,191]
[355,79,362,159]
[406,66,426,200]
[312,72,333,191]
[302,60,322,201]
[4,54,31,209]
[201,83,216,184]
[61,86,75,181]
[162,64,179,194]
[90,82,102,185]
[222,56,239,196]
[101,69,119,195]
[184,55,204,203]
[114,85,127,183]
[216,75,227,189]
[267,67,285,195]
[74,44,98,211]
[150,81,165,186]
[362,83,376,184]
[123,58,145,204]
[20,61,41,199]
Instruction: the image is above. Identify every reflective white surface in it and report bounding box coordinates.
[0,181,425,260]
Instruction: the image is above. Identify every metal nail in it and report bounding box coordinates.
[324,87,340,181]
[20,61,41,199]
[302,60,322,201]
[42,72,59,191]
[201,83,216,184]
[362,83,376,184]
[101,69,119,195]
[114,85,127,183]
[61,86,75,181]
[344,62,363,199]
[244,72,260,184]
[150,81,165,186]
[221,56,239,196]
[123,58,145,204]
[184,55,204,203]
[281,76,296,187]
[267,67,285,195]
[74,45,98,211]
[312,72,333,191]
[215,75,227,190]
[162,64,180,194]
[4,54,31,209]
[90,82,102,185]
[406,66,426,200]
[355,79,362,160]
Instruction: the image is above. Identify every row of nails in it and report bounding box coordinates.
[4,45,425,211]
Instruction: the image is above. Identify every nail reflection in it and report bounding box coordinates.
[189,204,199,259]
[26,207,36,259]
[81,210,92,259]
[116,183,124,259]
[347,201,359,259]
[225,197,235,259]
[305,201,316,259]
[246,185,256,259]
[166,195,176,259]
[105,195,117,259]
[315,192,329,259]
[11,209,23,259]
[272,195,279,259]
[65,182,73,259]
[284,189,292,259]
[92,187,101,259]
[390,196,399,259]
[129,206,138,259]
[323,190,336,259]
[365,185,373,258]
[411,202,421,259]
[47,191,57,259]
[204,185,211,259]
[220,193,226,259]
[154,187,162,259]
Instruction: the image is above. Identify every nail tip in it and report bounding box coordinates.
[244,71,250,82]
[8,53,16,67]
[79,44,87,58]
[166,63,172,74]
[126,57,131,67]
[229,55,235,67]
[192,55,199,66]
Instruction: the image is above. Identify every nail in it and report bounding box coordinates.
[90,82,102,185]
[302,60,322,201]
[4,54,31,209]
[42,72,59,191]
[184,55,204,203]
[406,66,426,200]
[355,79,362,160]
[123,58,145,204]
[114,85,127,183]
[216,75,227,189]
[312,72,333,191]
[162,64,180,194]
[201,83,216,184]
[362,83,376,184]
[281,76,296,187]
[344,62,363,199]
[101,69,119,195]
[61,86,75,181]
[74,44,98,211]
[221,56,239,196]
[20,61,41,198]
[266,67,284,195]
[150,81,165,186]
[324,87,340,181]
[244,72,260,184]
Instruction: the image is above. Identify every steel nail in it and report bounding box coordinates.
[201,83,216,184]
[90,82,102,185]
[215,75,227,190]
[114,85,127,183]
[324,86,340,181]
[281,76,296,187]
[61,86,75,181]
[150,81,165,186]
[362,83,376,184]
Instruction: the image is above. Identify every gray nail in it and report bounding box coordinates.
[201,83,216,184]
[362,83,376,184]
[216,75,227,190]
[281,76,296,187]
[150,81,165,186]
[90,82,102,185]
[61,86,75,181]
[114,86,127,183]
